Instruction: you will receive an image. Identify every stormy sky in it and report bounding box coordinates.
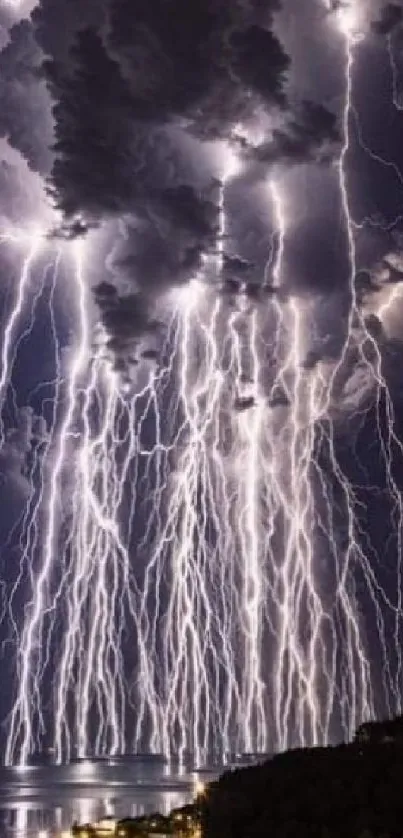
[0,0,402,359]
[1,0,403,750]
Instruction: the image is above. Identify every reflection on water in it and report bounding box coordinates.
[0,759,218,838]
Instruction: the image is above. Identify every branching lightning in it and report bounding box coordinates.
[2,0,403,767]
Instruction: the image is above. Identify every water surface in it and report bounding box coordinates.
[0,758,218,837]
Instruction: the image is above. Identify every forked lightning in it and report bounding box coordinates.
[2,0,403,765]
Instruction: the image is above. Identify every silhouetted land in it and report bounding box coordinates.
[72,717,403,837]
[201,717,403,838]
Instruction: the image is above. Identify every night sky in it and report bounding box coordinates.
[0,0,403,763]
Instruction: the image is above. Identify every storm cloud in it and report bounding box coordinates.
[6,0,396,362]
[42,2,290,219]
[0,20,52,173]
[371,3,403,35]
[29,0,296,351]
[244,100,341,167]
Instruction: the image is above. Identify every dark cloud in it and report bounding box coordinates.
[355,269,381,303]
[0,21,52,173]
[234,395,256,412]
[371,3,403,35]
[46,28,136,218]
[32,0,106,64]
[93,281,118,302]
[48,217,98,240]
[43,0,290,217]
[33,0,349,356]
[37,0,292,351]
[227,25,289,108]
[111,186,218,287]
[223,254,254,278]
[100,294,151,353]
[97,185,218,350]
[103,296,146,339]
[245,101,340,167]
[107,0,288,134]
[141,349,159,361]
[364,312,385,340]
[94,279,165,360]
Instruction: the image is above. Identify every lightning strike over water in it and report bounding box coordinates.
[2,0,403,770]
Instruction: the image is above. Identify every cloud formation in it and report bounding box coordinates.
[243,101,340,167]
[0,20,52,173]
[371,3,403,35]
[42,0,290,218]
[27,0,294,353]
[1,0,360,363]
[107,0,288,131]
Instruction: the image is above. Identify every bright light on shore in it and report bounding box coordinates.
[194,780,206,796]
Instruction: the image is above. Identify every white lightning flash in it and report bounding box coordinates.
[0,233,41,445]
[3,1,403,766]
[321,0,403,724]
[387,31,403,111]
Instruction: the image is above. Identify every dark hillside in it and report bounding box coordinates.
[202,736,403,838]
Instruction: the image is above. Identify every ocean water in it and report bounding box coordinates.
[0,758,217,837]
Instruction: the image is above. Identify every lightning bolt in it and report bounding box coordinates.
[3,0,403,768]
[387,29,403,112]
[335,3,403,717]
[5,241,90,764]
[306,0,403,732]
[129,156,268,763]
[0,233,41,445]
